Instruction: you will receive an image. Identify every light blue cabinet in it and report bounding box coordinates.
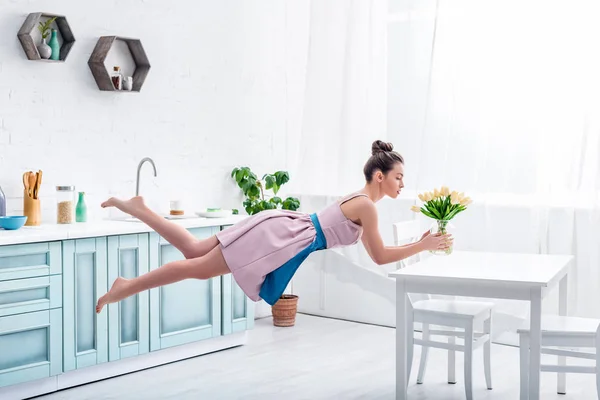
[148,227,222,351]
[0,221,255,394]
[0,242,61,282]
[107,234,150,361]
[0,309,62,388]
[0,275,62,317]
[221,274,255,335]
[62,237,108,371]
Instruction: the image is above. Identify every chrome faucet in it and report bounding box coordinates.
[135,157,157,197]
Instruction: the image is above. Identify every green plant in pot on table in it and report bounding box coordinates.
[231,166,301,327]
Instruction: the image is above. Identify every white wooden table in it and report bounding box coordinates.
[389,250,574,400]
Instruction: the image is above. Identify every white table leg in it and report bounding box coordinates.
[529,287,542,400]
[558,274,568,394]
[396,278,409,400]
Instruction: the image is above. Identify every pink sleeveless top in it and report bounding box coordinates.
[316,192,368,249]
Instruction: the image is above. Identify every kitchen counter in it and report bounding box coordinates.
[0,215,248,246]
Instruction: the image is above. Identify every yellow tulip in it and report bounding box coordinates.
[441,186,450,196]
[450,192,460,205]
[424,192,432,201]
[410,205,421,213]
[459,196,472,206]
[458,192,465,200]
[433,188,440,198]
[418,193,426,202]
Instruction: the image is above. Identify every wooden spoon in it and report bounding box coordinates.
[35,170,42,199]
[28,172,36,199]
[23,172,30,197]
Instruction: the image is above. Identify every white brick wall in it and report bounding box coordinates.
[0,0,309,223]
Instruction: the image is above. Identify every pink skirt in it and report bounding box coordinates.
[215,209,317,301]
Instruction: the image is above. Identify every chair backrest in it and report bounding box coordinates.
[392,220,423,270]
[392,219,431,303]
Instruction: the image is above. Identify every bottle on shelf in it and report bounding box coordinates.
[111,66,123,90]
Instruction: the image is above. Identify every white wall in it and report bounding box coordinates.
[0,0,309,222]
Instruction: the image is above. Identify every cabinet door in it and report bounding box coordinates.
[0,242,61,282]
[63,238,108,371]
[0,309,62,388]
[221,274,255,335]
[149,227,221,351]
[107,234,150,361]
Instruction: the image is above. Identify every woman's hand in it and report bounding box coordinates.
[420,231,453,252]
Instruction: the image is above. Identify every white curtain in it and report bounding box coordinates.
[286,0,600,338]
[387,0,600,326]
[286,0,389,196]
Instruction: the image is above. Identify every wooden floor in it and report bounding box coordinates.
[34,314,598,399]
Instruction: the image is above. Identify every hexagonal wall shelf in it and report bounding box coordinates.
[17,12,75,62]
[88,36,151,92]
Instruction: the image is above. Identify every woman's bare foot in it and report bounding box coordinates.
[96,277,130,313]
[101,196,147,217]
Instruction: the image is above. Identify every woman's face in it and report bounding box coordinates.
[374,162,404,199]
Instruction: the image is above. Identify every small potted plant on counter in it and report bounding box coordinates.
[231,166,301,326]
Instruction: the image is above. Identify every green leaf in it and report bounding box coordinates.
[241,177,255,192]
[274,171,290,187]
[261,200,276,210]
[270,196,282,205]
[264,175,275,191]
[420,208,436,219]
[232,209,238,215]
[282,197,300,211]
[247,184,261,199]
[424,203,442,219]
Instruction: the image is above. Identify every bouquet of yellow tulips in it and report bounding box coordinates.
[411,186,472,221]
[410,186,472,255]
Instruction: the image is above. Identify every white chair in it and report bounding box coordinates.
[393,220,494,399]
[518,315,600,399]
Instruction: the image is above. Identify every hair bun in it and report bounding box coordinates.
[371,140,394,156]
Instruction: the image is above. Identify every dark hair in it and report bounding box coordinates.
[363,140,404,182]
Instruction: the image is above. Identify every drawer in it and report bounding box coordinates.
[0,276,62,317]
[0,242,62,282]
[0,309,63,388]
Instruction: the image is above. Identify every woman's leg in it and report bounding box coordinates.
[102,196,216,258]
[96,242,230,313]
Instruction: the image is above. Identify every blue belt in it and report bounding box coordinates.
[259,213,327,306]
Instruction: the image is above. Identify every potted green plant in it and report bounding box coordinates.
[36,17,57,59]
[231,166,301,326]
[231,167,300,215]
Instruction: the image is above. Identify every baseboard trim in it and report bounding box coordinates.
[0,332,247,400]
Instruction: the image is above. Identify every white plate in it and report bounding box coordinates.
[195,209,233,218]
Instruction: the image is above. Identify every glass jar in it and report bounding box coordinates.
[111,66,122,90]
[56,186,76,224]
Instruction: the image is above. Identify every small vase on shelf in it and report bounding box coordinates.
[37,38,51,59]
[49,29,60,60]
[76,192,87,222]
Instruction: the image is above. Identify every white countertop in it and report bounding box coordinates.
[0,215,248,246]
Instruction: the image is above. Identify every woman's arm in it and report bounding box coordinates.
[358,200,450,265]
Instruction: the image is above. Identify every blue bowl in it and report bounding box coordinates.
[0,216,28,230]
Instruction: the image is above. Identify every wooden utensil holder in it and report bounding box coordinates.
[24,190,41,226]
